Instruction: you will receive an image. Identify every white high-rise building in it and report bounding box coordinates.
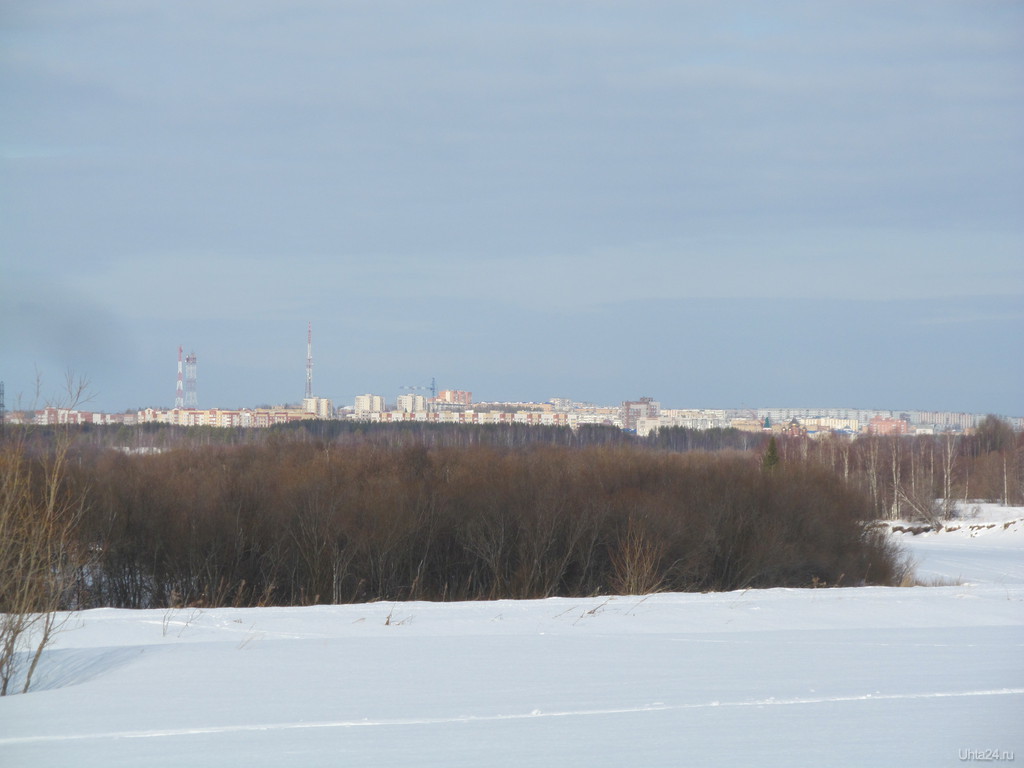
[302,397,334,419]
[396,394,427,413]
[354,394,386,418]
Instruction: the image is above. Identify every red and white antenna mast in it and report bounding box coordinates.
[175,346,185,409]
[305,322,313,399]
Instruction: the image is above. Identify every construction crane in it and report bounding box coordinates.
[400,377,437,400]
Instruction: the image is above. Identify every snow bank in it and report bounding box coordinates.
[885,503,1024,586]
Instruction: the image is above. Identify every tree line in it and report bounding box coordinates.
[768,415,1023,519]
[3,415,1018,619]
[32,415,1024,517]
[2,436,905,613]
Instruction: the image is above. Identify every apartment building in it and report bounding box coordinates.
[302,397,334,419]
[353,394,386,418]
[435,390,472,406]
[620,397,660,432]
[396,394,427,413]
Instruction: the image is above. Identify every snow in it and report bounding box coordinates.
[2,507,1022,767]
[885,502,1024,587]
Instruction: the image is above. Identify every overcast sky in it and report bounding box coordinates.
[2,1,1022,415]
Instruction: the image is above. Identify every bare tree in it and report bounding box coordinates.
[889,436,902,520]
[941,432,959,516]
[0,374,88,694]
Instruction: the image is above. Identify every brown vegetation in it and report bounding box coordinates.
[0,431,83,694]
[52,441,901,609]
[776,418,1023,519]
[7,416,1018,616]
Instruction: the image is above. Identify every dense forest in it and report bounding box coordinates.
[2,417,1020,614]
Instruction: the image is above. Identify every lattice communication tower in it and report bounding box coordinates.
[175,346,185,409]
[306,322,313,399]
[184,352,198,409]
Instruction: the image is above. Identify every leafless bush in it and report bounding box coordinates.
[0,429,84,694]
[64,440,902,608]
[609,516,667,595]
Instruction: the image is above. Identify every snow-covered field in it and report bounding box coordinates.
[887,503,1024,587]
[2,506,1021,767]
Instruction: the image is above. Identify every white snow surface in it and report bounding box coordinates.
[2,506,1022,767]
[886,502,1024,587]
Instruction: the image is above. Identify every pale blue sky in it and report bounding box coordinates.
[2,1,1022,414]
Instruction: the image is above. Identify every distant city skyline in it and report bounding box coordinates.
[15,386,1023,428]
[2,3,1021,415]
[2,298,1022,418]
[22,395,1023,434]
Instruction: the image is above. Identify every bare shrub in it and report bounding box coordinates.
[65,438,903,608]
[609,516,667,595]
[0,432,84,694]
